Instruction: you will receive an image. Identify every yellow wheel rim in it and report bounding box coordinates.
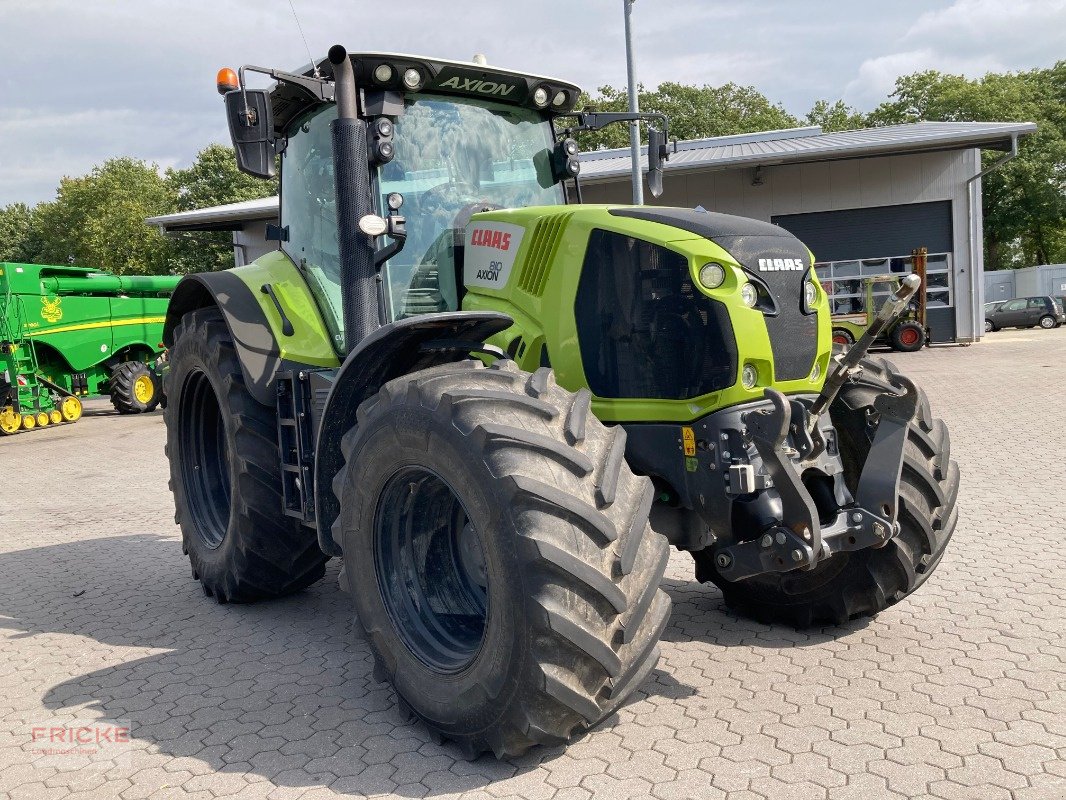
[60,395,83,422]
[0,407,20,435]
[22,414,36,430]
[49,409,63,425]
[36,411,50,427]
[134,374,155,404]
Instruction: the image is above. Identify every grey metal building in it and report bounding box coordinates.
[579,122,1035,344]
[147,121,1035,344]
[984,263,1066,304]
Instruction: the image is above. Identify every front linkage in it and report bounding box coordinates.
[712,275,922,581]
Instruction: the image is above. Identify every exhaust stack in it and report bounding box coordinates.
[328,45,378,353]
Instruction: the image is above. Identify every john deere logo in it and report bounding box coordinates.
[41,296,63,323]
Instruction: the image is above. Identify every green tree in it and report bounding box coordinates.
[166,144,279,272]
[870,63,1066,269]
[805,99,867,133]
[0,203,37,263]
[32,158,177,275]
[575,82,799,150]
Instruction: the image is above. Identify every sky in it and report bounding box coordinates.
[0,0,1063,206]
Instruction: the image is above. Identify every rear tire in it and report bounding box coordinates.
[693,355,958,627]
[165,308,328,603]
[1039,314,1057,329]
[890,320,925,352]
[333,360,671,758]
[110,361,160,414]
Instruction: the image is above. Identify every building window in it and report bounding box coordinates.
[815,253,952,314]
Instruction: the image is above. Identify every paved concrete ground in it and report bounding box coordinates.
[2,329,1064,800]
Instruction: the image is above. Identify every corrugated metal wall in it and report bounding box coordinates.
[984,270,1016,303]
[1016,264,1066,298]
[983,265,1066,302]
[580,149,983,341]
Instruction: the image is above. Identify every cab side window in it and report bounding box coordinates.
[280,105,343,347]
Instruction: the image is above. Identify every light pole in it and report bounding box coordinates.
[624,0,643,205]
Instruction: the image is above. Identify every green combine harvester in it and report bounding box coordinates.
[0,262,179,435]
[163,49,959,758]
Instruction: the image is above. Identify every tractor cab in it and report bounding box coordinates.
[222,50,667,352]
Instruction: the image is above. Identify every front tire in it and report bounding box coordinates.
[984,319,996,333]
[333,360,671,758]
[694,355,959,627]
[165,308,328,603]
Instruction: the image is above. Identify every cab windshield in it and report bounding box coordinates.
[280,95,562,349]
[379,94,563,318]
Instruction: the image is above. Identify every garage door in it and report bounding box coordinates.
[772,201,956,343]
[772,201,952,262]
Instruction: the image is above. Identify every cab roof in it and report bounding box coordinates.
[270,51,582,134]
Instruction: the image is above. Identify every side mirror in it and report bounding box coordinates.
[224,89,276,179]
[647,127,668,198]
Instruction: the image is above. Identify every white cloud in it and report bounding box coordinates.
[845,0,1066,104]
[0,0,1062,205]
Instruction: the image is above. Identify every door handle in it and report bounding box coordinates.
[260,283,295,337]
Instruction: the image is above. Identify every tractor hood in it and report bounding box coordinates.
[606,207,820,382]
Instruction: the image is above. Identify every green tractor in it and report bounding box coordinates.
[163,48,959,757]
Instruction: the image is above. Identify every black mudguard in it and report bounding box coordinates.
[313,311,512,556]
[163,272,291,407]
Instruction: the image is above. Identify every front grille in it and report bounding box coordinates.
[717,234,818,381]
[607,208,819,383]
[575,229,737,400]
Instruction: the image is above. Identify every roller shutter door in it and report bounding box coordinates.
[771,201,952,262]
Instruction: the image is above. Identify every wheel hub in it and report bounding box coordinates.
[178,369,231,549]
[374,466,488,674]
[134,374,154,404]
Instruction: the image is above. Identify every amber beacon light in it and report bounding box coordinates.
[216,67,240,95]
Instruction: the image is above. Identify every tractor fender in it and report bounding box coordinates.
[313,311,512,556]
[163,272,288,407]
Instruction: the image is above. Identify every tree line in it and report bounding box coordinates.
[0,62,1061,274]
[0,145,277,276]
[577,62,1064,270]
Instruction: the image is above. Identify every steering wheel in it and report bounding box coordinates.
[418,180,482,217]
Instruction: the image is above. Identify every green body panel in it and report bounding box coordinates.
[461,206,831,424]
[0,262,179,416]
[228,251,341,369]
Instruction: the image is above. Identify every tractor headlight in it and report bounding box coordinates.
[402,68,423,90]
[740,282,758,307]
[533,86,550,107]
[552,89,569,108]
[699,262,726,290]
[373,63,394,83]
[804,279,817,307]
[741,363,759,389]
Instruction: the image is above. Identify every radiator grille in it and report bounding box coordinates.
[518,212,573,297]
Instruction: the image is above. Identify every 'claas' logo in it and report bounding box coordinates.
[41,296,63,323]
[470,228,512,251]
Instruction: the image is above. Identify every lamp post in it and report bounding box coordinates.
[624,0,643,205]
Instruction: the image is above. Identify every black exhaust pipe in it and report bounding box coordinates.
[328,45,378,353]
